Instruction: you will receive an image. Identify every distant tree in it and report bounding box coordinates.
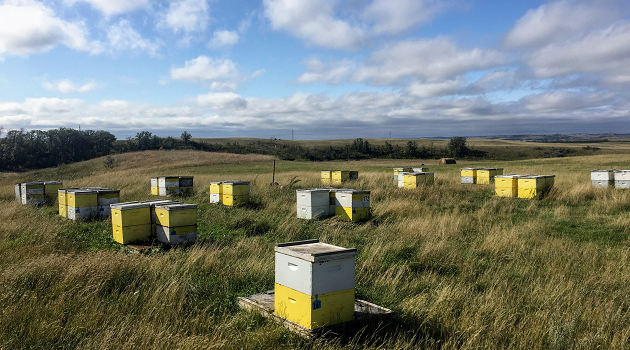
[135,131,154,150]
[447,137,470,158]
[181,131,192,144]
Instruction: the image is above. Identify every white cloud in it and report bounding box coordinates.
[42,79,98,93]
[528,21,630,79]
[160,0,209,34]
[297,58,354,84]
[170,55,239,84]
[405,78,465,97]
[108,19,162,57]
[264,0,367,50]
[0,0,102,56]
[363,0,446,34]
[504,0,624,48]
[64,0,148,16]
[197,92,247,109]
[251,69,266,78]
[521,91,615,112]
[351,38,504,85]
[208,30,239,48]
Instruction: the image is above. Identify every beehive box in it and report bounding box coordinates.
[274,239,356,330]
[494,175,520,197]
[95,189,120,218]
[154,203,197,227]
[476,168,504,184]
[158,176,180,196]
[179,176,194,196]
[111,202,152,244]
[156,225,197,245]
[332,171,350,185]
[58,188,81,217]
[397,172,410,188]
[151,177,159,195]
[403,172,434,188]
[393,167,413,181]
[591,170,614,188]
[222,181,250,206]
[210,181,224,203]
[517,175,555,199]
[67,190,98,220]
[460,168,480,184]
[412,167,428,172]
[614,170,630,189]
[43,181,63,203]
[335,190,370,222]
[15,183,22,201]
[21,182,45,205]
[296,189,333,220]
[321,171,332,186]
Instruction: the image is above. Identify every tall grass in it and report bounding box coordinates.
[1,151,630,349]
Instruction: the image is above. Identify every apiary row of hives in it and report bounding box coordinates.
[150,176,194,196]
[460,168,504,184]
[210,181,251,206]
[297,188,370,222]
[320,171,358,185]
[495,174,555,199]
[397,171,434,188]
[15,181,63,205]
[591,170,630,188]
[392,167,427,181]
[58,187,120,220]
[111,200,197,245]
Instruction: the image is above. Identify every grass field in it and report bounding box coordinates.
[1,150,630,349]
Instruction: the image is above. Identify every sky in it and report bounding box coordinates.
[1,0,630,140]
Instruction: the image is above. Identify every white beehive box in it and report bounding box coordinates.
[296,189,330,207]
[397,173,410,188]
[335,190,370,208]
[461,177,475,184]
[614,170,630,181]
[615,180,630,189]
[15,183,21,201]
[151,177,158,187]
[275,239,356,295]
[68,206,97,220]
[210,193,222,203]
[591,170,614,181]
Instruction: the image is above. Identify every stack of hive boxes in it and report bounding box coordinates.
[400,172,435,189]
[494,175,556,199]
[111,200,197,245]
[210,181,250,206]
[476,168,504,184]
[15,181,63,205]
[296,189,332,220]
[393,167,412,182]
[296,188,370,222]
[321,171,359,186]
[151,176,194,196]
[58,187,120,220]
[591,170,614,188]
[274,239,356,330]
[460,168,480,184]
[613,170,630,189]
[335,189,370,222]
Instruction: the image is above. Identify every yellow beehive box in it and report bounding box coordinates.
[210,181,223,194]
[223,181,250,196]
[393,167,413,181]
[222,194,249,206]
[154,203,197,227]
[517,175,555,199]
[460,168,479,177]
[321,171,332,185]
[335,206,371,222]
[43,181,63,200]
[58,188,80,206]
[111,202,151,227]
[403,172,435,188]
[476,168,504,184]
[112,224,152,244]
[332,171,350,185]
[59,203,67,217]
[67,190,98,208]
[494,175,520,197]
[274,283,354,330]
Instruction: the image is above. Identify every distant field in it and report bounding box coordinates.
[193,137,630,160]
[1,150,630,349]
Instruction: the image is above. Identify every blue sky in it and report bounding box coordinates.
[1,0,629,139]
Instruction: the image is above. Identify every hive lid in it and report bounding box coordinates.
[42,181,63,185]
[591,169,613,172]
[141,199,181,207]
[179,175,193,178]
[320,170,332,172]
[81,187,106,190]
[111,202,149,210]
[405,171,434,175]
[336,189,370,194]
[613,170,630,173]
[67,189,97,195]
[223,181,250,185]
[495,174,526,178]
[23,181,45,185]
[93,189,119,194]
[155,203,197,211]
[296,188,331,193]
[461,167,482,170]
[59,187,81,192]
[275,239,357,262]
[158,176,180,179]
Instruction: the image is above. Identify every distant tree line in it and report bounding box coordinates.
[0,127,484,171]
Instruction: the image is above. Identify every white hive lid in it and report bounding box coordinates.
[591,169,612,172]
[223,181,250,185]
[336,189,370,194]
[141,199,181,207]
[155,203,197,211]
[94,189,119,194]
[42,181,63,185]
[296,188,330,193]
[110,202,149,210]
[275,239,357,263]
[68,189,97,195]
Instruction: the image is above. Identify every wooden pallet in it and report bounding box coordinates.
[237,290,393,338]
